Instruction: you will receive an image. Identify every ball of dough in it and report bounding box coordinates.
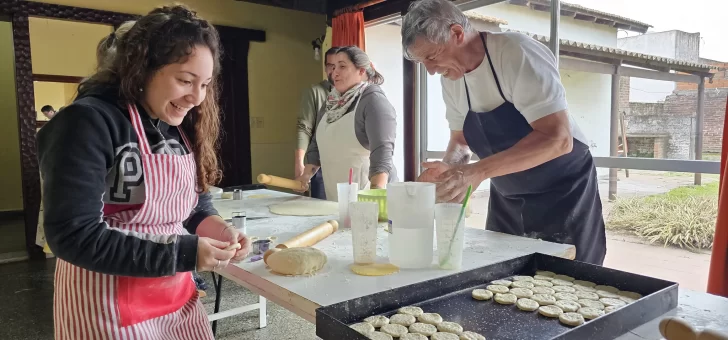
[532,293,557,306]
[409,323,437,336]
[533,275,554,281]
[573,280,596,288]
[401,334,429,340]
[381,324,408,337]
[390,314,417,327]
[486,284,510,294]
[398,306,424,317]
[574,291,599,300]
[365,315,390,328]
[578,307,605,320]
[460,331,486,340]
[437,321,464,334]
[573,285,597,293]
[495,293,517,305]
[418,313,443,325]
[510,288,534,299]
[551,279,575,287]
[368,331,394,340]
[577,299,605,310]
[554,300,582,313]
[600,298,627,308]
[538,305,564,318]
[594,285,619,293]
[472,289,494,301]
[618,291,642,300]
[596,290,620,299]
[351,322,375,335]
[532,280,554,287]
[559,312,585,326]
[516,298,540,312]
[266,247,327,276]
[552,286,576,293]
[432,333,460,340]
[532,286,556,295]
[535,270,556,277]
[553,274,575,282]
[511,281,535,289]
[554,292,579,302]
[512,275,534,282]
[490,279,513,287]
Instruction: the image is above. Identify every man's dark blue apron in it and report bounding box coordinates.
[461,32,606,265]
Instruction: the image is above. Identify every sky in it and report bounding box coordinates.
[566,0,728,62]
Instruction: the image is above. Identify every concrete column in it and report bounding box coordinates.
[609,68,620,200]
[694,77,705,185]
[549,0,560,66]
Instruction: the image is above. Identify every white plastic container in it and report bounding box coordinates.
[386,182,436,269]
[435,203,466,270]
[349,201,379,264]
[337,183,359,228]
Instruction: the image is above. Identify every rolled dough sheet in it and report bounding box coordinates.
[269,199,338,216]
[350,263,400,276]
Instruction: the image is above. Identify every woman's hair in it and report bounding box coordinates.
[79,4,223,191]
[96,20,136,70]
[335,46,384,85]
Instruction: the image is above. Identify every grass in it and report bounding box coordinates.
[606,182,719,250]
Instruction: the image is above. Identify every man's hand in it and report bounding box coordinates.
[417,161,451,183]
[435,163,484,203]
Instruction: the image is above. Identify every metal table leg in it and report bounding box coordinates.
[212,272,224,336]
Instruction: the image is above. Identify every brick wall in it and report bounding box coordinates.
[624,106,694,159]
[619,76,630,112]
[675,59,728,91]
[663,88,728,153]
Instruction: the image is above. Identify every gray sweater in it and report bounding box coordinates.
[306,84,399,182]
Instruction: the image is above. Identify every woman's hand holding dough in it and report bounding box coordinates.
[196,237,236,272]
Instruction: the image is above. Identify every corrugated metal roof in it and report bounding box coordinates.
[507,0,652,33]
[464,11,509,25]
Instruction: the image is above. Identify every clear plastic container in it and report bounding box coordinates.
[435,203,466,270]
[349,201,379,264]
[337,183,359,228]
[386,182,436,269]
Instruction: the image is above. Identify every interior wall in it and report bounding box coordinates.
[34,81,77,121]
[30,0,327,182]
[0,20,22,212]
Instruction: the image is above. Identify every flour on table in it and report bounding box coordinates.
[268,199,338,216]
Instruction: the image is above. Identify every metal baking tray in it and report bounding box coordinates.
[316,253,678,340]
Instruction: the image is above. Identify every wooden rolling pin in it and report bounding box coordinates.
[660,317,728,340]
[263,220,339,264]
[257,173,305,191]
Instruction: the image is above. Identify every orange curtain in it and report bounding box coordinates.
[707,95,728,297]
[332,11,366,51]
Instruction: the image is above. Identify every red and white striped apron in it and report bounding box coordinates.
[53,103,214,340]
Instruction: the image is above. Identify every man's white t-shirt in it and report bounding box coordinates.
[441,31,588,145]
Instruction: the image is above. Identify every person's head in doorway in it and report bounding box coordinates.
[41,105,55,119]
[79,4,222,189]
[401,0,476,80]
[95,20,136,70]
[324,47,340,84]
[330,46,384,94]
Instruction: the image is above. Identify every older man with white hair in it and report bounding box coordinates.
[403,0,606,265]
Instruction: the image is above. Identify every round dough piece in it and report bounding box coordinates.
[573,280,596,288]
[418,313,443,325]
[555,300,582,313]
[381,324,409,337]
[351,322,375,335]
[267,247,327,276]
[510,288,534,299]
[511,281,535,289]
[578,307,605,320]
[472,289,494,301]
[365,315,390,328]
[538,305,564,318]
[350,263,400,277]
[618,291,643,300]
[532,280,554,287]
[554,292,579,302]
[432,333,460,340]
[460,331,486,340]
[596,290,620,299]
[533,275,554,281]
[535,270,556,277]
[398,306,424,317]
[618,296,636,304]
[574,291,600,300]
[368,331,394,340]
[437,321,464,334]
[532,286,556,295]
[573,285,597,293]
[390,314,417,327]
[409,323,437,336]
[486,285,510,294]
[512,275,534,282]
[516,298,540,312]
[604,305,621,313]
[269,199,339,216]
[559,312,585,326]
[490,279,513,287]
[532,293,557,306]
[594,285,619,293]
[553,274,575,282]
[578,299,605,310]
[552,286,576,293]
[495,293,518,305]
[600,298,627,308]
[551,279,575,287]
[401,334,429,340]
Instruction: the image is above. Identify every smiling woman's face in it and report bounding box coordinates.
[142,45,214,126]
[331,52,366,94]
